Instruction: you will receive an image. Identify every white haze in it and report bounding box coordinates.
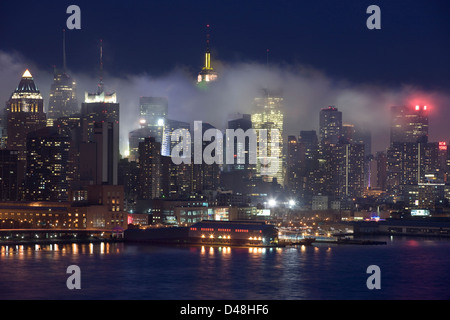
[1,50,449,156]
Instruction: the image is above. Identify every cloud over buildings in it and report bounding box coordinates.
[1,49,449,156]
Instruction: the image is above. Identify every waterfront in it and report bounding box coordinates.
[1,236,449,300]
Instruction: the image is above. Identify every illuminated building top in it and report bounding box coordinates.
[84,40,117,103]
[85,90,117,103]
[10,69,43,101]
[197,24,218,84]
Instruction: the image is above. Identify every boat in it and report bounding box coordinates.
[290,237,316,246]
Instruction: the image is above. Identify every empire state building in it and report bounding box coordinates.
[197,24,218,86]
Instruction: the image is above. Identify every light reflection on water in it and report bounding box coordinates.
[1,238,450,300]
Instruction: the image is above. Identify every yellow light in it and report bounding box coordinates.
[201,234,205,238]
[22,69,32,78]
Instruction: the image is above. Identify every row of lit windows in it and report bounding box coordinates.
[193,227,253,233]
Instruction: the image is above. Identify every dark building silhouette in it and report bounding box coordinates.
[25,127,70,201]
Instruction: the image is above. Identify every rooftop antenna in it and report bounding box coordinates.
[62,29,67,73]
[98,39,104,94]
[206,24,211,53]
[204,24,212,70]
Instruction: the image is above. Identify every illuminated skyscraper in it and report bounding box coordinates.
[138,96,168,145]
[47,30,78,123]
[197,24,218,85]
[25,127,70,201]
[79,40,119,185]
[161,118,190,157]
[319,106,342,145]
[138,137,162,199]
[390,105,429,144]
[6,70,47,161]
[251,90,284,186]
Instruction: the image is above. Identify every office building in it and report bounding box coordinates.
[390,105,428,144]
[138,96,168,144]
[24,127,71,201]
[251,90,284,186]
[5,70,47,161]
[0,150,19,201]
[319,106,342,145]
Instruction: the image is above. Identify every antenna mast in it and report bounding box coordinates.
[98,39,104,93]
[62,29,67,72]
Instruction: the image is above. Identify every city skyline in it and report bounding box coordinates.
[1,1,449,156]
[1,1,450,303]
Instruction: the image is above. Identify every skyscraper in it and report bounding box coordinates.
[390,105,429,144]
[162,118,190,157]
[138,96,168,144]
[197,24,218,85]
[386,141,439,198]
[6,70,47,162]
[251,90,284,186]
[138,137,162,200]
[319,106,342,145]
[24,127,70,201]
[0,150,19,201]
[48,72,78,123]
[286,135,301,197]
[47,30,78,123]
[79,41,119,186]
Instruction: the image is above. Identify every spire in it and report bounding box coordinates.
[22,69,33,78]
[204,24,212,70]
[206,24,211,53]
[62,29,67,72]
[98,39,104,94]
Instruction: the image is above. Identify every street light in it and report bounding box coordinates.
[268,199,277,207]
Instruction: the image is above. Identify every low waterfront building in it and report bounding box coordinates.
[0,200,129,230]
[124,220,279,246]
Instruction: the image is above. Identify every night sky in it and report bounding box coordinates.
[1,0,449,88]
[0,0,449,153]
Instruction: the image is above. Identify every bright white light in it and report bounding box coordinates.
[139,119,146,125]
[288,199,296,207]
[157,118,164,126]
[268,199,277,207]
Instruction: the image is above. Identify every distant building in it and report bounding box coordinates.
[138,96,168,144]
[0,150,19,201]
[319,106,342,145]
[138,137,162,200]
[5,70,47,162]
[251,90,284,186]
[47,70,78,123]
[25,127,71,201]
[390,105,428,144]
[197,24,218,85]
[162,118,190,157]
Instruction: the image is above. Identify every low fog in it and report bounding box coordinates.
[1,49,449,156]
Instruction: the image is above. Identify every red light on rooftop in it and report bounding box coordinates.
[424,105,427,110]
[439,141,447,151]
[415,105,420,111]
